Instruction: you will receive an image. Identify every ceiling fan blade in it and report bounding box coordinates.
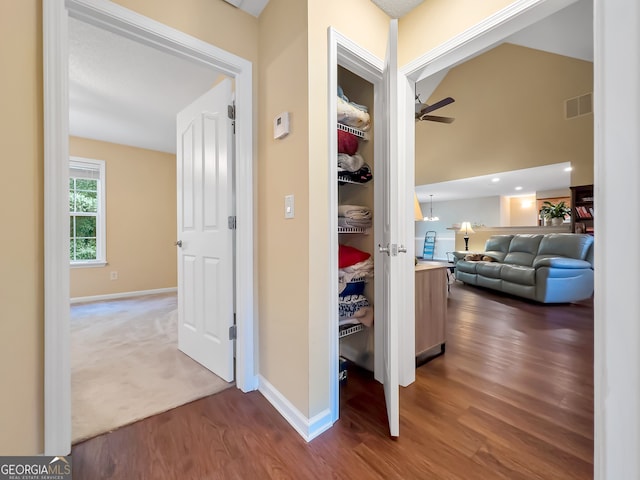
[419,96,455,116]
[419,114,455,124]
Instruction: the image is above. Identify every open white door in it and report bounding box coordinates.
[176,79,235,382]
[378,20,400,437]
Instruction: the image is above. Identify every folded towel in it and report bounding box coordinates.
[348,305,374,327]
[339,279,366,297]
[338,217,372,229]
[338,244,371,268]
[339,294,369,320]
[338,86,369,113]
[337,153,365,172]
[337,96,371,131]
[338,205,371,219]
[339,257,374,291]
[337,129,359,156]
[337,164,373,184]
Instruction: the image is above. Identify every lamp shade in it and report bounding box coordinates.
[459,222,475,235]
[414,194,424,221]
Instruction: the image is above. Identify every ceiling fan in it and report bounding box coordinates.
[415,94,455,123]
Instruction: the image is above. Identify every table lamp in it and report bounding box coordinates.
[414,193,424,221]
[459,222,475,251]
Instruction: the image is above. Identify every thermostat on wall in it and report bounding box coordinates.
[273,112,290,139]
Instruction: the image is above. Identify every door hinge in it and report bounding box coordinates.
[228,103,236,134]
[228,215,237,230]
[229,323,237,340]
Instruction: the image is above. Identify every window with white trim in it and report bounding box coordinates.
[69,157,106,265]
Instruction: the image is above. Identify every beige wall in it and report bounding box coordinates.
[399,0,516,65]
[2,0,591,454]
[114,0,259,63]
[415,43,594,187]
[0,0,259,455]
[69,137,176,298]
[509,195,538,226]
[257,0,311,416]
[258,0,388,420]
[306,0,388,417]
[0,0,44,455]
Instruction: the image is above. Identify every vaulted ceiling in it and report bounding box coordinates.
[68,0,592,155]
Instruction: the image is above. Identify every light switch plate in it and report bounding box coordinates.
[284,194,294,219]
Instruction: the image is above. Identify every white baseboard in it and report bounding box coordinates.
[258,375,333,442]
[70,287,177,304]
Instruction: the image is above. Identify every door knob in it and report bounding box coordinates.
[175,240,183,247]
[378,243,390,255]
[398,245,407,254]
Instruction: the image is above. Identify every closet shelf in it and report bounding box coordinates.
[338,226,369,234]
[337,122,368,140]
[339,323,364,338]
[338,175,370,185]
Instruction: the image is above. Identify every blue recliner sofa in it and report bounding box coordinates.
[454,233,594,303]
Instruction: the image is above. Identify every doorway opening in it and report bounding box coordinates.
[44,0,256,455]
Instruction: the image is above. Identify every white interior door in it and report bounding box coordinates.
[176,79,235,382]
[378,19,400,437]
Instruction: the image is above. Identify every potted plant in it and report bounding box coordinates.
[540,200,571,226]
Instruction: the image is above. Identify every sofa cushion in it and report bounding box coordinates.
[476,262,503,279]
[477,275,502,290]
[482,235,513,262]
[502,281,536,300]
[532,257,593,269]
[455,260,479,274]
[537,233,594,260]
[501,264,536,286]
[455,270,478,285]
[503,234,544,266]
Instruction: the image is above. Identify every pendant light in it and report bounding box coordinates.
[424,194,439,221]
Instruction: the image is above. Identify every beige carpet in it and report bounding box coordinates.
[71,292,233,443]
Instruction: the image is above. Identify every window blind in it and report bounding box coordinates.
[69,161,101,180]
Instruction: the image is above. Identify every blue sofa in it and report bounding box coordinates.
[454,233,594,303]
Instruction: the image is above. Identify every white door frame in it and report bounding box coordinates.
[43,0,257,455]
[400,0,584,386]
[328,28,384,424]
[398,0,586,390]
[401,0,640,477]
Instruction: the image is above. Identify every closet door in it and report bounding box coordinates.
[378,19,400,437]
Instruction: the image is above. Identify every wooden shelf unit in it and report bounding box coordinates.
[571,184,594,235]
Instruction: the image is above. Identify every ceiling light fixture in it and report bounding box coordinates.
[492,177,500,183]
[424,194,439,221]
[515,186,523,191]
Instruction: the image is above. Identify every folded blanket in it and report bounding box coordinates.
[338,244,370,268]
[338,205,371,219]
[338,217,372,229]
[339,294,369,320]
[338,164,372,184]
[346,305,374,327]
[339,257,374,291]
[337,153,365,172]
[339,317,362,327]
[337,96,371,131]
[337,129,359,156]
[338,86,368,113]
[339,279,366,297]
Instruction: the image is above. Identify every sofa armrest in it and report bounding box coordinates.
[533,256,593,269]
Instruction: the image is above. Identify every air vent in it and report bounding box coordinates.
[565,93,592,119]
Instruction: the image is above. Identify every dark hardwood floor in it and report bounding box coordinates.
[71,282,593,479]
